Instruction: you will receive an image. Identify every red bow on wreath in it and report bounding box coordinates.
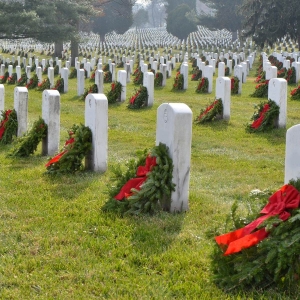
[251,103,270,129]
[0,110,12,139]
[114,155,157,200]
[45,135,75,167]
[215,184,300,255]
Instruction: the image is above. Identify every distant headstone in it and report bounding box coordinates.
[14,87,28,137]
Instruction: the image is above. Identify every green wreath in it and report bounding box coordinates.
[127,86,148,109]
[102,143,175,215]
[81,84,98,101]
[0,109,18,145]
[106,81,122,104]
[46,124,92,174]
[9,117,47,157]
[195,98,223,124]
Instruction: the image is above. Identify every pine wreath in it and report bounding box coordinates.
[36,77,50,92]
[290,85,300,100]
[0,109,18,144]
[104,71,112,83]
[211,179,300,292]
[172,72,184,90]
[191,68,202,81]
[53,77,64,93]
[81,84,98,101]
[9,117,47,157]
[45,124,92,174]
[251,80,269,98]
[7,73,17,85]
[285,66,296,84]
[0,71,9,84]
[195,98,223,124]
[231,76,239,95]
[106,81,122,104]
[196,77,209,93]
[133,69,143,85]
[16,73,28,86]
[68,67,77,79]
[102,143,175,215]
[246,99,279,133]
[154,71,163,87]
[26,74,39,89]
[127,86,148,109]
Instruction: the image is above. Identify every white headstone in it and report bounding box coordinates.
[234,65,243,94]
[268,78,287,128]
[61,68,69,93]
[48,67,54,88]
[14,87,28,137]
[95,70,104,94]
[218,62,225,77]
[216,77,231,121]
[203,65,213,93]
[117,70,126,102]
[181,63,189,90]
[143,72,154,107]
[0,84,4,111]
[285,124,300,183]
[156,103,192,212]
[42,90,60,156]
[85,94,108,172]
[77,69,85,96]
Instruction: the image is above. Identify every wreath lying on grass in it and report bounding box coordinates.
[290,85,300,100]
[246,99,279,133]
[106,81,122,104]
[127,86,148,109]
[81,84,98,101]
[195,98,223,124]
[251,80,269,98]
[9,117,47,157]
[133,69,143,85]
[17,73,28,86]
[212,179,300,291]
[102,143,175,215]
[0,109,18,144]
[172,72,184,90]
[45,124,92,174]
[196,77,209,93]
[231,76,239,95]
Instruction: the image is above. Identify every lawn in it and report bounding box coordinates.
[0,51,299,299]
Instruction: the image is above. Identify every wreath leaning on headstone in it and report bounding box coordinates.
[195,98,223,124]
[102,143,175,215]
[127,86,148,109]
[0,109,18,144]
[45,124,92,174]
[245,99,279,133]
[81,84,98,101]
[211,179,300,291]
[9,117,47,157]
[106,81,122,104]
[230,76,239,95]
[196,77,209,93]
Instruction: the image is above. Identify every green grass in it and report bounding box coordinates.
[0,53,299,299]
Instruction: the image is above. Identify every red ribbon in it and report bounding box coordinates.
[198,100,218,120]
[0,110,12,140]
[251,103,270,129]
[45,136,75,167]
[114,155,157,200]
[215,184,300,255]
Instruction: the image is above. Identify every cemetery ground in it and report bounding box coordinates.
[1,52,300,299]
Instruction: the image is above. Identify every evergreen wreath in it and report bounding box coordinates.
[225,66,230,76]
[196,77,209,93]
[290,85,300,100]
[0,109,18,144]
[172,72,184,90]
[191,68,202,81]
[251,80,269,98]
[211,179,300,292]
[7,73,17,85]
[54,65,59,75]
[231,76,239,94]
[133,69,143,85]
[0,71,9,84]
[106,81,122,104]
[9,117,47,157]
[102,63,109,72]
[254,70,266,83]
[42,64,49,75]
[104,71,112,83]
[45,124,92,174]
[246,99,279,133]
[17,73,28,86]
[285,66,296,84]
[102,143,175,215]
[68,67,77,79]
[26,74,39,89]
[127,86,148,109]
[195,98,223,124]
[81,84,98,101]
[36,77,50,92]
[53,77,64,93]
[154,71,163,87]
[90,68,96,81]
